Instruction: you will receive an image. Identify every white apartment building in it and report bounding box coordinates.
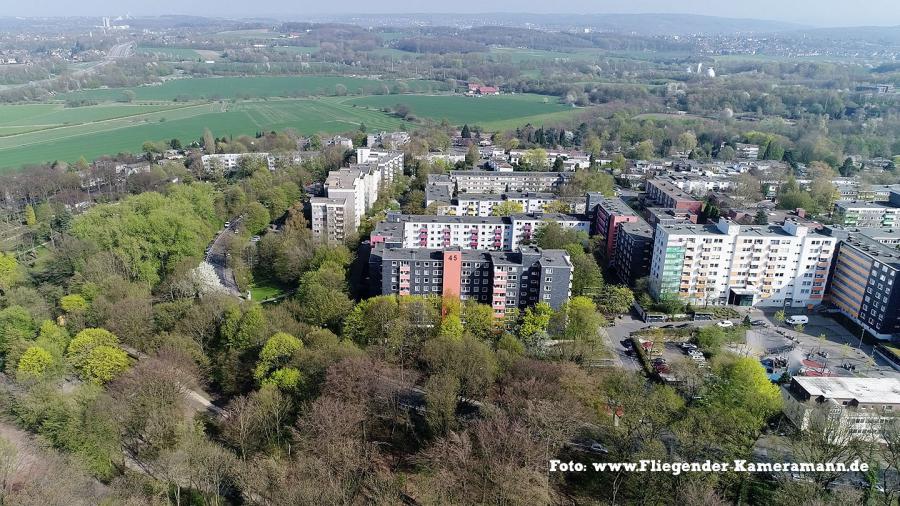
[311,149,402,243]
[649,218,836,308]
[449,170,574,193]
[309,197,355,244]
[439,192,562,216]
[782,377,900,443]
[356,147,404,184]
[201,153,275,172]
[376,213,589,252]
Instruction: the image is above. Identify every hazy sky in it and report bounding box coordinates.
[7,0,900,27]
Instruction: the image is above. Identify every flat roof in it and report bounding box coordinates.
[659,221,831,239]
[793,377,900,404]
[835,200,893,210]
[838,233,900,269]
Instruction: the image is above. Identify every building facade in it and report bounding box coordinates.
[614,221,655,286]
[309,197,355,244]
[782,377,900,443]
[649,219,836,308]
[833,200,900,228]
[368,244,573,318]
[645,178,703,213]
[370,213,590,252]
[310,149,403,243]
[448,170,574,194]
[826,232,900,338]
[594,197,640,264]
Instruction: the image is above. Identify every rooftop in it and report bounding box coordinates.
[835,200,893,210]
[792,377,900,405]
[837,233,900,269]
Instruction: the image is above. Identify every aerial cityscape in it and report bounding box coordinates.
[0,2,900,504]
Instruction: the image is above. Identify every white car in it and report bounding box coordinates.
[716,320,734,328]
[785,315,809,325]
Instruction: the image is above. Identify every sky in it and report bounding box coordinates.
[6,0,900,28]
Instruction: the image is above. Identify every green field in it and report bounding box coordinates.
[346,93,587,130]
[0,98,406,169]
[62,76,444,102]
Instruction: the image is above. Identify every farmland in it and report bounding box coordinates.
[345,93,590,130]
[0,99,407,170]
[0,77,591,170]
[62,76,445,102]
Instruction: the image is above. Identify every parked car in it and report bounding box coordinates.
[751,320,768,327]
[620,339,634,349]
[785,315,809,325]
[717,320,734,328]
[679,342,698,351]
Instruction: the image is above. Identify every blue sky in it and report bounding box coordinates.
[6,0,900,27]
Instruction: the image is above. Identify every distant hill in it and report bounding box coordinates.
[317,12,807,35]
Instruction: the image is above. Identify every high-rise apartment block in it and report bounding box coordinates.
[649,219,836,308]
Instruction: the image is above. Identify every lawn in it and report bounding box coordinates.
[249,283,285,302]
[0,98,405,170]
[61,76,445,102]
[345,93,589,130]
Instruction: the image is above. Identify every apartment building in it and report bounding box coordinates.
[735,143,760,160]
[594,197,640,264]
[368,244,573,317]
[310,149,399,243]
[782,377,900,443]
[201,153,275,172]
[448,170,574,194]
[614,221,655,286]
[645,178,703,213]
[369,213,590,252]
[309,197,355,244]
[833,200,900,228]
[432,192,563,216]
[825,232,900,338]
[649,219,836,308]
[356,147,404,183]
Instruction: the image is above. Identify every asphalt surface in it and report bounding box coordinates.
[205,219,243,297]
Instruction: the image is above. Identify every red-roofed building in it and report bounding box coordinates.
[467,83,500,95]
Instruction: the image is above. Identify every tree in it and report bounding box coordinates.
[255,332,303,383]
[424,373,460,436]
[465,143,479,167]
[716,145,736,161]
[59,294,88,314]
[16,346,55,381]
[633,140,655,160]
[66,328,129,384]
[754,210,769,225]
[439,314,465,341]
[676,132,698,154]
[491,201,524,216]
[24,205,36,228]
[244,201,271,235]
[461,124,471,138]
[202,128,216,153]
[521,149,549,170]
[520,302,554,344]
[552,296,605,344]
[0,253,21,295]
[595,285,635,315]
[80,345,130,384]
[774,310,786,325]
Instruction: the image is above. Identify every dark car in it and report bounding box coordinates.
[620,339,634,349]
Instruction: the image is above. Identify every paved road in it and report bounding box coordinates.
[205,219,243,297]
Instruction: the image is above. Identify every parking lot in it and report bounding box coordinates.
[742,309,900,379]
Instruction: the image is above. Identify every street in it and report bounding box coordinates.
[205,219,243,298]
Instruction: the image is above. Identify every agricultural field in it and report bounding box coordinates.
[137,46,204,61]
[345,93,590,130]
[0,98,405,170]
[61,76,445,102]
